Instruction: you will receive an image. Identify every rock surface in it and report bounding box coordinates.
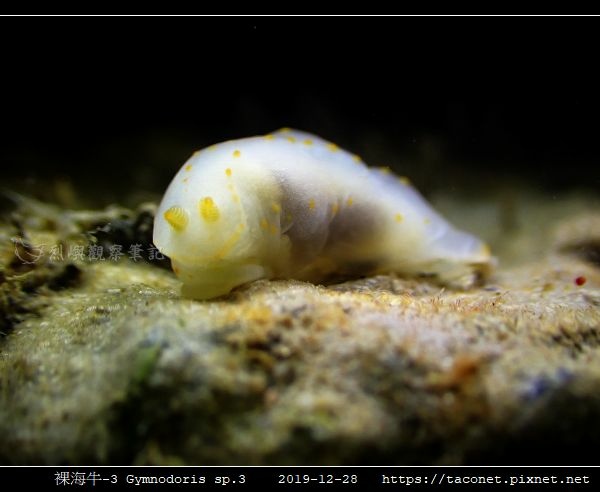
[1,191,600,465]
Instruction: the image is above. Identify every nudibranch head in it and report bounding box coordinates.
[154,172,240,264]
[153,140,280,299]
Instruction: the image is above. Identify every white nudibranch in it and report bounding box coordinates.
[153,129,495,300]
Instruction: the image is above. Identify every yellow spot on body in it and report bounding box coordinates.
[271,202,281,213]
[199,197,220,222]
[352,154,361,163]
[424,217,431,225]
[279,127,291,133]
[264,134,274,140]
[260,218,269,230]
[185,164,193,172]
[308,198,316,210]
[226,184,240,202]
[481,243,491,256]
[183,177,189,183]
[207,144,218,152]
[286,136,296,143]
[380,166,391,174]
[225,168,232,177]
[394,213,403,223]
[327,142,339,152]
[163,206,189,231]
[233,150,241,158]
[346,197,353,207]
[269,224,278,235]
[331,202,339,216]
[303,139,313,146]
[286,212,293,222]
[173,265,180,275]
[399,176,411,186]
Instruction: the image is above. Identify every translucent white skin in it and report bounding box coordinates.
[153,129,494,300]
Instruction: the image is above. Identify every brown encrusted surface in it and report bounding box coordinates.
[1,192,600,464]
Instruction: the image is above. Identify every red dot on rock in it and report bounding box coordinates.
[575,276,587,286]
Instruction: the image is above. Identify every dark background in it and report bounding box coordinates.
[1,18,598,205]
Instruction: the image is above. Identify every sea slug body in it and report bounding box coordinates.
[153,129,494,300]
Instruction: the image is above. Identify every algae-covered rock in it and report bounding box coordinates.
[1,192,600,464]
